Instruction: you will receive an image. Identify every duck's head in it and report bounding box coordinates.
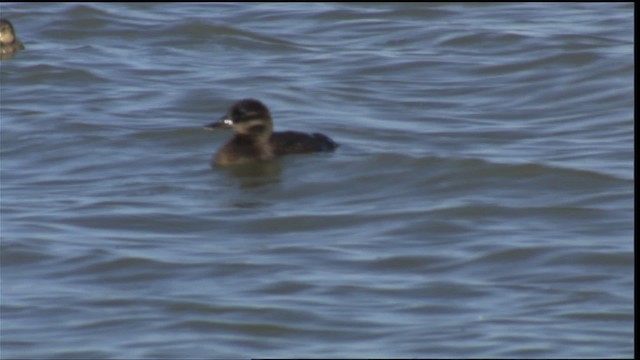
[204,99,273,140]
[0,19,17,45]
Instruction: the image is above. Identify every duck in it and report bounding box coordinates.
[0,19,25,59]
[204,99,338,167]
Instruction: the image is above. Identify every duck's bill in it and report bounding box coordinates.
[203,115,234,130]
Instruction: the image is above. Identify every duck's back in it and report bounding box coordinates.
[270,131,338,156]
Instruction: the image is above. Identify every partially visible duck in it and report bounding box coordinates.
[0,19,24,59]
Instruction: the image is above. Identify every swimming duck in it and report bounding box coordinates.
[0,19,25,59]
[205,99,338,167]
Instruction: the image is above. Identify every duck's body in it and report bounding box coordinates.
[205,99,338,167]
[0,19,24,58]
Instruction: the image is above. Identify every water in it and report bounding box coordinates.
[0,2,634,358]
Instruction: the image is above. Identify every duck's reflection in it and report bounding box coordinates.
[223,160,283,189]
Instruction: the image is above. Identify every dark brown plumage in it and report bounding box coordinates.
[205,99,338,167]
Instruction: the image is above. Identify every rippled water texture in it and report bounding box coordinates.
[0,2,634,358]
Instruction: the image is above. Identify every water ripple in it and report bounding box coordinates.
[1,2,632,358]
